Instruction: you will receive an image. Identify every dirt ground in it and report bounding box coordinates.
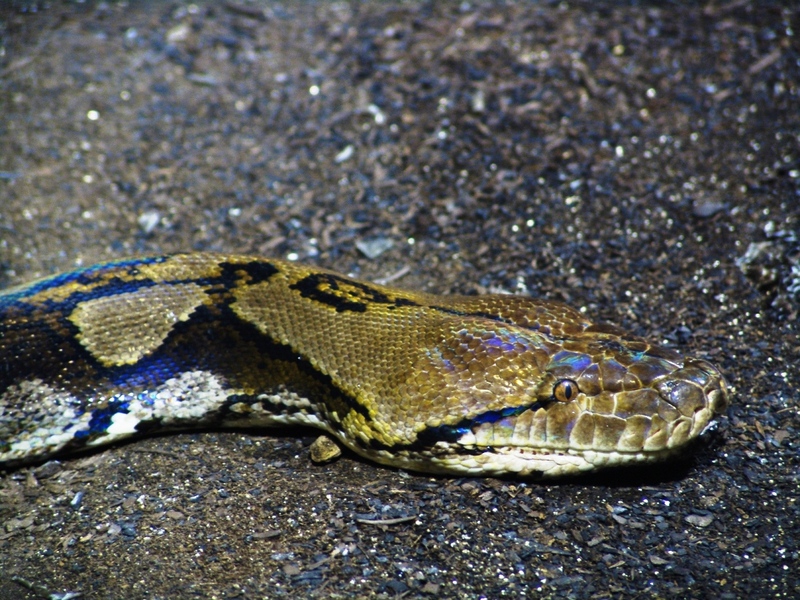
[0,1,797,598]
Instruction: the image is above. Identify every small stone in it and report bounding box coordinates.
[685,513,714,528]
[252,529,281,540]
[692,198,726,218]
[421,582,441,594]
[356,237,394,259]
[309,435,342,464]
[166,23,190,43]
[138,211,160,234]
[334,145,354,163]
[283,564,301,576]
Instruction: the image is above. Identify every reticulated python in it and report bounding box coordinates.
[0,253,729,477]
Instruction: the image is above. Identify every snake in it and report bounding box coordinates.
[0,252,729,477]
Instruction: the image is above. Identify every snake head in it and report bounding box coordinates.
[523,331,731,469]
[387,310,730,478]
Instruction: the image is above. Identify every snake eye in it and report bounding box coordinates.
[553,379,579,403]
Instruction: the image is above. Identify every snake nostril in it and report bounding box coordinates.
[710,385,730,415]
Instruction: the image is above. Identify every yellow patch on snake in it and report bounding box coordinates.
[69,283,208,366]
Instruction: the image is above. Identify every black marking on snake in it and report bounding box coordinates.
[223,394,305,416]
[365,401,548,454]
[196,261,281,307]
[93,301,374,422]
[290,273,420,313]
[0,303,99,391]
[218,260,280,287]
[80,397,131,439]
[392,297,419,308]
[216,393,333,432]
[3,259,280,318]
[431,305,518,326]
[133,393,309,436]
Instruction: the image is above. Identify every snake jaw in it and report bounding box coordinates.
[383,339,731,477]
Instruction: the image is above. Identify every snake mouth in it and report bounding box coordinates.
[368,442,699,478]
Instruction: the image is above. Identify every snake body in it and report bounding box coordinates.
[0,253,728,477]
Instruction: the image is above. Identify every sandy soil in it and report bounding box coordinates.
[0,2,797,598]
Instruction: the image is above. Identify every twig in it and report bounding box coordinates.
[355,514,418,526]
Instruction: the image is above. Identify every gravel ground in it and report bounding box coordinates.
[0,1,797,598]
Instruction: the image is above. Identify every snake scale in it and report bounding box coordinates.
[0,253,729,477]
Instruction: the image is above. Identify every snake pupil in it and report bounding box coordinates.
[554,379,579,403]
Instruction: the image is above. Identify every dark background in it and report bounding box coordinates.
[0,2,797,598]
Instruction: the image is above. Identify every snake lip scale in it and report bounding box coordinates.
[0,253,729,478]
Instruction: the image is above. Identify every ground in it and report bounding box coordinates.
[0,1,798,598]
